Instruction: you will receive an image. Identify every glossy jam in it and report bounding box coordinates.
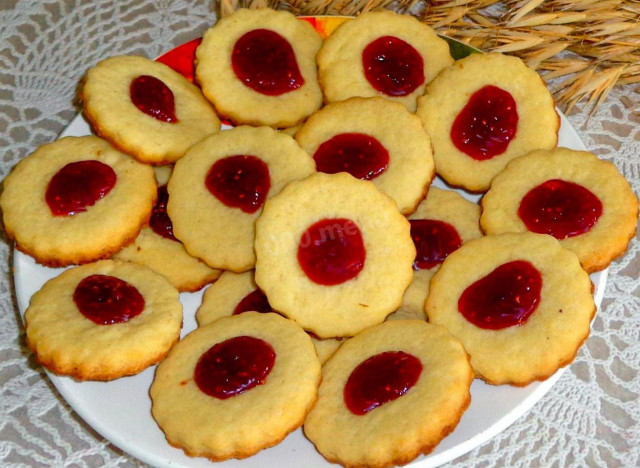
[233,289,272,315]
[149,185,176,241]
[344,351,422,415]
[451,85,519,160]
[518,179,603,240]
[73,274,145,325]
[194,335,276,399]
[46,160,116,216]
[313,133,390,181]
[458,260,542,330]
[231,29,304,96]
[130,75,178,123]
[297,218,366,286]
[205,155,271,214]
[410,219,462,270]
[362,36,424,97]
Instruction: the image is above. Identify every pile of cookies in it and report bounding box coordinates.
[2,7,638,468]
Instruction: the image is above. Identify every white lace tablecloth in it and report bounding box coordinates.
[1,1,638,467]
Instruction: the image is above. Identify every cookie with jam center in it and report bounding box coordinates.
[304,320,473,468]
[167,126,315,272]
[150,312,321,461]
[254,172,415,338]
[425,232,595,386]
[295,97,435,215]
[0,136,156,267]
[195,8,323,128]
[24,259,182,381]
[416,52,559,192]
[387,187,483,321]
[82,55,221,165]
[113,166,221,292]
[480,147,639,272]
[196,270,342,364]
[317,10,454,111]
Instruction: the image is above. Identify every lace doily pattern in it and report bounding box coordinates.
[1,1,638,467]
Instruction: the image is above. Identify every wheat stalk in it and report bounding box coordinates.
[218,0,640,113]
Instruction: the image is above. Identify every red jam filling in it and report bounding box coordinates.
[410,219,462,270]
[73,274,145,325]
[451,85,519,160]
[45,160,116,216]
[231,29,304,96]
[233,289,272,315]
[362,36,424,97]
[194,335,276,399]
[149,185,176,241]
[313,133,390,181]
[518,179,603,240]
[458,260,542,330]
[344,351,422,415]
[297,218,366,286]
[130,75,178,123]
[205,155,271,214]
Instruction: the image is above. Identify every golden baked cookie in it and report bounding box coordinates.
[24,259,182,381]
[304,320,473,468]
[113,166,221,292]
[387,270,437,322]
[390,187,483,320]
[113,227,220,291]
[254,172,415,338]
[317,10,454,111]
[196,270,271,326]
[311,335,343,364]
[196,270,342,364]
[82,55,221,165]
[425,232,596,386]
[295,97,435,214]
[150,312,321,461]
[195,8,323,128]
[480,148,639,273]
[1,136,156,267]
[167,126,315,272]
[416,52,559,192]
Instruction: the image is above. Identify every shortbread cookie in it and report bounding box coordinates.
[311,336,343,364]
[391,188,482,319]
[416,52,559,192]
[168,126,315,272]
[388,270,438,322]
[196,271,271,326]
[196,8,323,128]
[24,260,182,381]
[196,270,342,363]
[317,10,454,111]
[1,136,156,267]
[426,232,595,386]
[113,225,220,291]
[150,312,321,461]
[254,172,415,338]
[295,97,435,214]
[82,55,221,165]
[480,148,639,272]
[304,320,473,468]
[114,166,221,291]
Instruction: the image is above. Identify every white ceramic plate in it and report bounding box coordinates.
[14,111,607,468]
[13,35,607,468]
